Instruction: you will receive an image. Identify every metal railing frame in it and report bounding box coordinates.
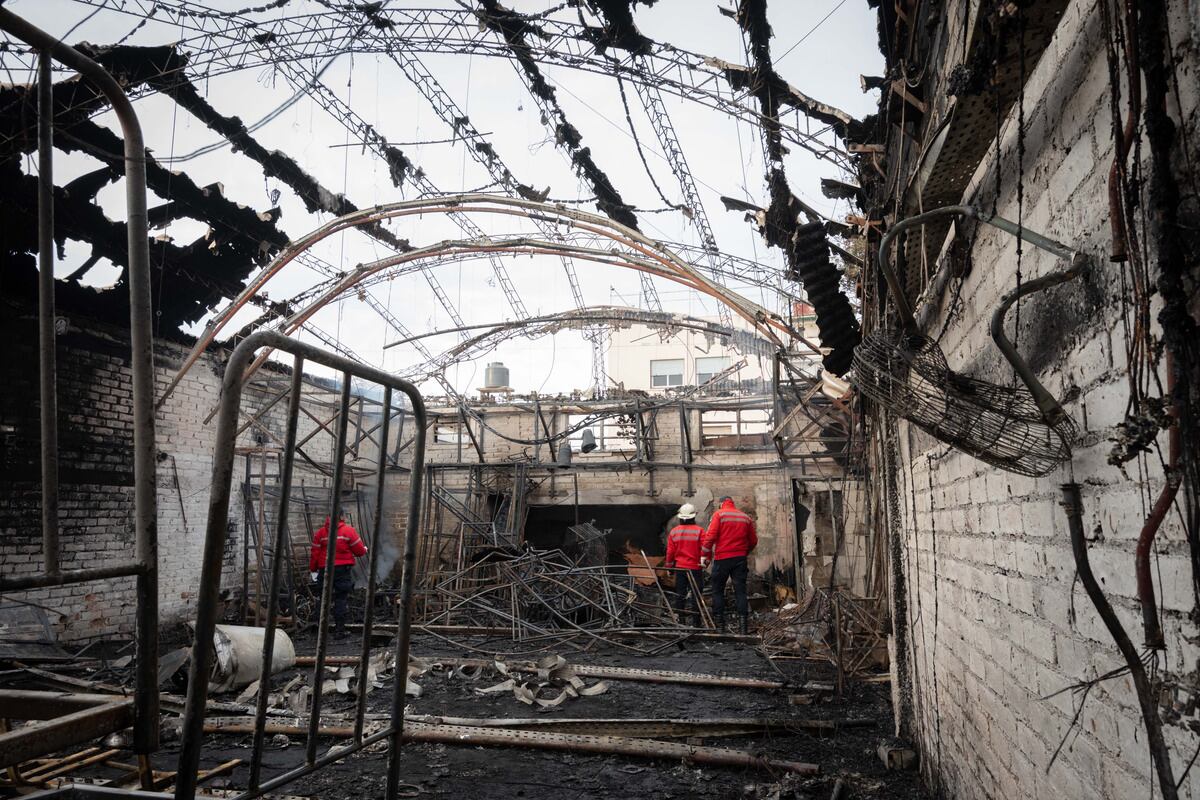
[0,4,160,774]
[175,331,427,800]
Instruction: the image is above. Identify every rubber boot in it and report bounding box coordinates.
[716,614,727,633]
[740,615,750,635]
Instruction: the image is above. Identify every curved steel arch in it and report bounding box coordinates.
[241,236,801,391]
[389,305,776,385]
[280,237,804,312]
[161,195,818,403]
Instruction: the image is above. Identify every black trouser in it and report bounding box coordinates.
[710,556,748,619]
[315,564,355,627]
[672,568,703,618]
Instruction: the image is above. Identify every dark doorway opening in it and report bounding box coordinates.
[523,503,680,560]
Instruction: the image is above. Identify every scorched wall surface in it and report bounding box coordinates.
[884,2,1200,798]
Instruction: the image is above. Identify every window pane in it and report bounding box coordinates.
[651,359,685,377]
[695,356,730,374]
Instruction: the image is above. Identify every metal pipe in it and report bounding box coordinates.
[176,331,427,800]
[988,252,1088,425]
[1059,484,1177,799]
[36,48,59,579]
[877,205,1078,334]
[385,382,428,800]
[161,194,807,405]
[879,204,1087,429]
[355,386,393,743]
[1136,360,1178,650]
[0,562,144,592]
[247,355,304,791]
[306,374,353,765]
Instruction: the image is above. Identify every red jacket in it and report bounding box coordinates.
[701,500,757,560]
[310,520,367,571]
[665,523,704,570]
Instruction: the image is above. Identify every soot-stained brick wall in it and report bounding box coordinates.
[0,307,341,641]
[884,2,1200,798]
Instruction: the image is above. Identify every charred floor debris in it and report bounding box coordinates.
[1,0,1199,798]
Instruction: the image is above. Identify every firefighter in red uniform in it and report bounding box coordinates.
[700,496,757,633]
[309,514,367,637]
[664,503,704,627]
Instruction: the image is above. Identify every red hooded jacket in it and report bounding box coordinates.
[701,499,757,560]
[310,519,367,571]
[665,523,704,570]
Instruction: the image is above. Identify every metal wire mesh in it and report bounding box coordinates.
[853,328,1076,476]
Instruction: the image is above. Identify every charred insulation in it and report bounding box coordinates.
[477,0,640,231]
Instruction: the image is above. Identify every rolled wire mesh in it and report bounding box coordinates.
[853,328,1076,477]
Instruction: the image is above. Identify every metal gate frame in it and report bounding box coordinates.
[174,331,427,800]
[0,6,160,780]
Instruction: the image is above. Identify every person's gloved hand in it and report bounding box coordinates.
[310,571,318,582]
[700,557,710,568]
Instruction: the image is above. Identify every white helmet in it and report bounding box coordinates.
[677,503,697,520]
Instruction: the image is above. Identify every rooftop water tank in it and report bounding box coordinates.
[483,361,510,389]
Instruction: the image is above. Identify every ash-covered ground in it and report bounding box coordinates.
[157,632,928,799]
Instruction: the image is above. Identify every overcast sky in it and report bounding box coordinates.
[3,0,884,394]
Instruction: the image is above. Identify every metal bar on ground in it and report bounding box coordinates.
[201,719,819,774]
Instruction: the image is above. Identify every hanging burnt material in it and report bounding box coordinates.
[581,0,659,55]
[764,170,860,375]
[0,44,295,330]
[724,0,861,375]
[0,43,188,159]
[149,72,412,254]
[476,0,639,230]
[727,0,867,145]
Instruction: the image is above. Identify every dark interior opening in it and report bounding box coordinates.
[523,503,680,559]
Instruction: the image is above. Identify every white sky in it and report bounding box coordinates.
[3,0,883,395]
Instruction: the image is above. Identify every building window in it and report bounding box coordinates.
[651,359,684,388]
[433,420,465,444]
[695,356,732,387]
[700,407,772,449]
[567,414,636,452]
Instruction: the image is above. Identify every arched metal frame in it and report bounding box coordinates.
[161,194,820,404]
[393,305,777,385]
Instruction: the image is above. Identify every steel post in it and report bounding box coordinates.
[36,48,59,579]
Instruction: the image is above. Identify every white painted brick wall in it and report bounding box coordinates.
[893,0,1200,797]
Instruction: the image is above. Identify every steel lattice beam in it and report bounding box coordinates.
[632,67,731,326]
[26,2,846,167]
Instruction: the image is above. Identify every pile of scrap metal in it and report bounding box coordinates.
[413,543,708,655]
[758,588,889,683]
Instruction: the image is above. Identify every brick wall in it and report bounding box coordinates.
[0,310,340,641]
[885,2,1200,797]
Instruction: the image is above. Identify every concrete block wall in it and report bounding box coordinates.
[890,1,1200,797]
[419,402,865,591]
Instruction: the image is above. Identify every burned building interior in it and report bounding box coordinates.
[0,0,1198,798]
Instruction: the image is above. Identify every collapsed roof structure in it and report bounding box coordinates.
[3,1,1198,799]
